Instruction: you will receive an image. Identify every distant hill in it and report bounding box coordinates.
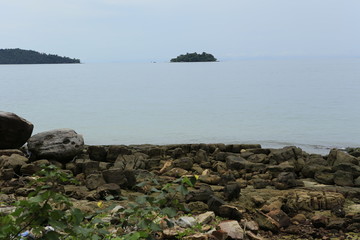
[0,48,80,64]
[170,52,217,62]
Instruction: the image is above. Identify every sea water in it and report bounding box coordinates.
[1,58,360,155]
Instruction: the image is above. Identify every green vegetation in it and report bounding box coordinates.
[0,48,80,64]
[0,165,197,239]
[170,52,217,62]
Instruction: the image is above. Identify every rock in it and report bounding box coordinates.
[326,218,345,229]
[173,157,193,170]
[311,215,329,228]
[114,153,147,170]
[207,196,226,215]
[82,160,100,176]
[64,185,90,199]
[163,167,189,178]
[332,162,360,177]
[285,190,345,212]
[186,201,209,212]
[87,145,107,162]
[187,186,214,202]
[218,205,244,220]
[102,168,127,185]
[268,146,302,165]
[314,168,334,185]
[354,176,360,187]
[328,149,359,167]
[199,175,221,185]
[291,214,307,224]
[0,149,25,157]
[20,163,41,176]
[96,183,121,199]
[252,179,270,189]
[27,129,84,162]
[218,220,245,239]
[184,233,209,240]
[0,111,34,149]
[226,155,265,172]
[274,172,299,189]
[0,168,15,180]
[266,162,295,178]
[247,154,268,164]
[0,154,28,174]
[240,220,259,232]
[85,173,106,190]
[106,145,132,162]
[163,226,186,238]
[266,209,291,228]
[195,149,208,163]
[254,211,280,232]
[176,216,196,228]
[211,230,228,240]
[196,211,215,225]
[334,170,354,187]
[223,183,241,201]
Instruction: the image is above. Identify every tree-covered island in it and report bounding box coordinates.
[0,48,80,64]
[170,52,217,62]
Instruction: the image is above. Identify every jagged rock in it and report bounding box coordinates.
[199,175,221,185]
[268,146,302,165]
[187,186,214,202]
[20,163,40,176]
[266,162,295,178]
[0,111,34,149]
[311,215,329,228]
[186,201,209,213]
[173,157,193,170]
[176,216,196,228]
[96,183,121,199]
[64,185,90,199]
[218,220,245,239]
[82,160,100,176]
[274,172,300,189]
[163,167,188,177]
[355,176,360,187]
[0,149,25,157]
[252,179,270,189]
[196,211,215,224]
[27,129,84,162]
[328,149,359,167]
[224,182,241,201]
[226,156,265,172]
[0,154,28,174]
[218,205,244,220]
[285,190,345,212]
[332,163,360,177]
[207,196,225,215]
[85,173,106,190]
[334,170,354,187]
[314,168,334,185]
[88,145,107,162]
[247,154,268,164]
[266,209,291,228]
[102,168,127,185]
[195,149,208,163]
[211,230,228,240]
[254,211,280,232]
[106,145,132,162]
[240,220,259,232]
[114,153,147,170]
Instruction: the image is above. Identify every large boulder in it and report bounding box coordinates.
[27,129,84,162]
[0,111,34,149]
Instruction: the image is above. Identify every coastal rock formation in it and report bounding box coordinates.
[27,129,84,162]
[1,142,360,239]
[0,111,33,149]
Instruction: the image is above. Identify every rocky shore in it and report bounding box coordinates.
[1,111,360,239]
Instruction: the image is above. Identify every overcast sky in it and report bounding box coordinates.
[1,0,359,62]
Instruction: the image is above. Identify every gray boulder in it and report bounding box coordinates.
[27,129,84,162]
[0,111,34,149]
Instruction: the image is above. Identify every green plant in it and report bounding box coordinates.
[0,165,198,240]
[115,175,198,240]
[0,165,107,240]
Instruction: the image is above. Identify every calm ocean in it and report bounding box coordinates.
[1,58,360,155]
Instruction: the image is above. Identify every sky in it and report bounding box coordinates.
[1,0,359,63]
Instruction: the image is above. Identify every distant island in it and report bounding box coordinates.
[0,48,80,64]
[170,52,217,62]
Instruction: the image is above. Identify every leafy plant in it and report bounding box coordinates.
[0,165,107,240]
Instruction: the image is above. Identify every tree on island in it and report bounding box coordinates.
[0,48,80,64]
[170,52,217,62]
